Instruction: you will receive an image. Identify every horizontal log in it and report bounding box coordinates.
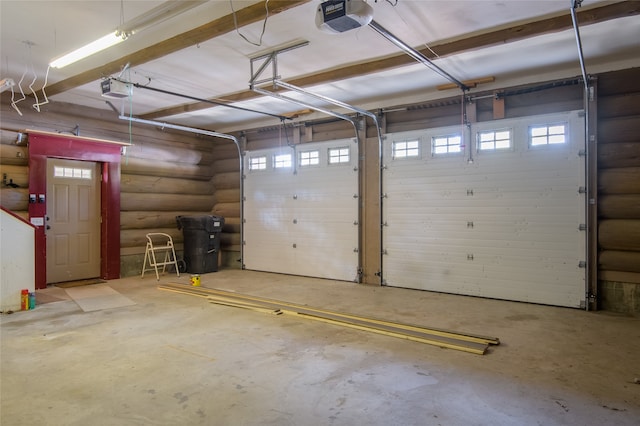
[599,68,640,96]
[0,164,29,187]
[0,144,28,165]
[599,219,640,251]
[598,143,640,169]
[121,157,212,180]
[121,228,183,248]
[599,167,640,194]
[212,144,241,160]
[11,210,29,221]
[0,187,28,211]
[599,195,640,219]
[0,129,25,145]
[212,202,240,218]
[598,116,640,144]
[121,174,213,195]
[598,93,640,119]
[599,250,640,273]
[222,218,241,234]
[120,210,212,230]
[598,270,640,285]
[213,158,240,173]
[121,193,215,212]
[212,171,240,189]
[214,188,240,203]
[220,232,242,246]
[124,141,214,165]
[222,245,242,253]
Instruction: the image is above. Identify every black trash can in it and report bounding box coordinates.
[176,215,225,274]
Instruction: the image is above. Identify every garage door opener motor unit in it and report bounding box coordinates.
[316,0,373,34]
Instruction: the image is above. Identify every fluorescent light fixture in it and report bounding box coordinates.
[49,32,124,69]
[48,1,207,69]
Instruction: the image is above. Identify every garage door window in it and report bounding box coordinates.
[249,156,267,171]
[392,140,420,159]
[273,153,292,168]
[530,123,567,147]
[329,147,350,164]
[432,134,462,155]
[478,129,512,151]
[299,150,320,167]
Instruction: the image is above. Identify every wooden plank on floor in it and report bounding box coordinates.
[159,283,500,355]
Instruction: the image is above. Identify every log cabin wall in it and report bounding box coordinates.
[0,99,216,278]
[597,67,640,314]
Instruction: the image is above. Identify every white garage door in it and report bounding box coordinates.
[382,111,586,307]
[243,139,359,281]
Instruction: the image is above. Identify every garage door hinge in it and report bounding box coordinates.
[467,254,474,260]
[382,249,388,255]
[467,221,474,228]
[578,223,587,231]
[578,150,586,157]
[578,261,586,268]
[353,248,359,253]
[466,189,474,196]
[578,186,586,194]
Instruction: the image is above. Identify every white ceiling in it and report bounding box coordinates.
[1,1,639,134]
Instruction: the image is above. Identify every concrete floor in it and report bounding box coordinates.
[1,270,639,426]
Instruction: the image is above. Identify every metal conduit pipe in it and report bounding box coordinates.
[118,115,245,267]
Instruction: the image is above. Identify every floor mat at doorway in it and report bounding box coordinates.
[64,284,136,312]
[54,278,106,288]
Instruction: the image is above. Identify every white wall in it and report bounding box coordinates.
[0,209,35,311]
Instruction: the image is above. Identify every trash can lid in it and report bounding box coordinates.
[176,215,225,231]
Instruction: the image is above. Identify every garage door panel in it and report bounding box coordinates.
[243,140,359,281]
[383,111,586,307]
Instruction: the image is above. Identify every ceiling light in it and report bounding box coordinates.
[49,0,207,69]
[50,32,124,69]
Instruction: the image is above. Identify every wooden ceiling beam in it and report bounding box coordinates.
[44,0,311,96]
[140,0,640,120]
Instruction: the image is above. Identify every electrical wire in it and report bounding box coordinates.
[10,68,26,116]
[33,65,50,111]
[25,42,41,111]
[230,0,270,47]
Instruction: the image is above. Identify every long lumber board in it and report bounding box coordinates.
[162,283,500,345]
[199,293,489,354]
[159,283,499,355]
